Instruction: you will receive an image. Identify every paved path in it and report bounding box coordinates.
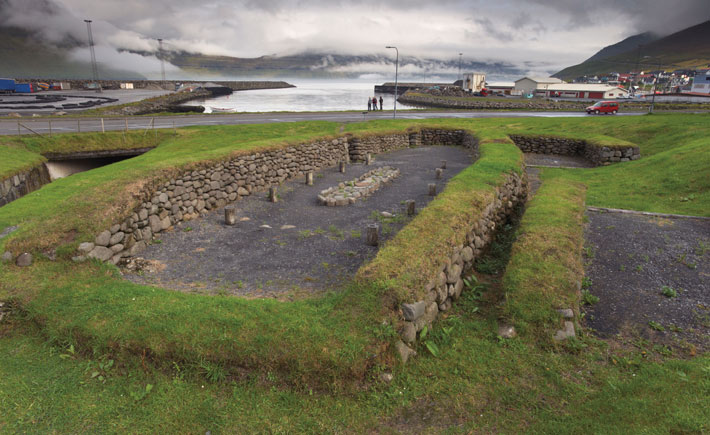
[0,111,643,136]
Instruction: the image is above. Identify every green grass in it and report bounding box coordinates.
[1,114,709,431]
[0,144,46,180]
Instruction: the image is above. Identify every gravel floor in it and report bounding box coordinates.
[123,146,473,297]
[524,152,594,168]
[583,210,710,350]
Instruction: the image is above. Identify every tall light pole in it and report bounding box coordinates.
[458,52,463,82]
[157,38,166,87]
[649,60,661,114]
[386,46,398,119]
[84,19,101,93]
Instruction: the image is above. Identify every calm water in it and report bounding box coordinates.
[184,80,421,113]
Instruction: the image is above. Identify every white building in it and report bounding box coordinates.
[690,70,710,94]
[542,83,630,99]
[487,82,515,95]
[513,77,564,95]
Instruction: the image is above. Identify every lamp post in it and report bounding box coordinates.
[157,38,166,87]
[649,60,661,114]
[386,46,398,119]
[84,19,101,93]
[458,52,463,81]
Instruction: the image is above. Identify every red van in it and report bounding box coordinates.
[586,101,619,114]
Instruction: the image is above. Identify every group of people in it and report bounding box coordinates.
[368,96,384,111]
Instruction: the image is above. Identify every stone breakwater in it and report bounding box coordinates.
[318,166,400,206]
[0,164,51,208]
[508,134,640,166]
[72,128,480,265]
[398,92,588,111]
[394,170,527,363]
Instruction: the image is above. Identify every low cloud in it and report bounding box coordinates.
[1,0,707,78]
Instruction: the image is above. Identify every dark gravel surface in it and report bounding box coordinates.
[583,210,710,349]
[523,152,594,168]
[123,146,473,297]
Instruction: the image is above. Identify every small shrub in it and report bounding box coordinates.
[661,286,677,298]
[581,289,599,305]
[648,321,665,331]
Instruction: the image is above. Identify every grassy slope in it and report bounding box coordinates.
[2,170,708,432]
[0,114,709,431]
[0,144,46,180]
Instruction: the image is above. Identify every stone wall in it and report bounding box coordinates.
[394,170,526,363]
[348,129,479,162]
[78,128,482,264]
[77,137,350,263]
[508,134,640,166]
[0,164,51,207]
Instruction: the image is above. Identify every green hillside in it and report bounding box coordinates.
[554,20,710,80]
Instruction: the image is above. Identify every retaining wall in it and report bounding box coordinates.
[0,164,51,207]
[394,169,526,362]
[79,128,484,264]
[508,134,640,165]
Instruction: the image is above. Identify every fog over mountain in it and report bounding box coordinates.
[1,0,708,79]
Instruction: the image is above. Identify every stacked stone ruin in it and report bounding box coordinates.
[318,166,400,206]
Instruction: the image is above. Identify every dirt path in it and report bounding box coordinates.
[123,146,472,297]
[583,210,710,350]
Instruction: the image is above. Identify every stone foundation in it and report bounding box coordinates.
[318,166,400,206]
[0,164,51,207]
[508,134,640,166]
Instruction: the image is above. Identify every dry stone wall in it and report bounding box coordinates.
[394,170,527,363]
[0,164,51,208]
[77,137,350,264]
[508,134,640,166]
[79,128,482,264]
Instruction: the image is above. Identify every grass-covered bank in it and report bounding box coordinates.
[1,113,709,431]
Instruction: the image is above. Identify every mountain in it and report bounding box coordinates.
[554,20,710,80]
[154,51,524,80]
[0,25,146,80]
[585,32,660,63]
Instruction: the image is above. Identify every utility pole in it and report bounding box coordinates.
[84,19,101,93]
[649,60,661,114]
[386,46,399,119]
[157,38,166,88]
[458,53,463,82]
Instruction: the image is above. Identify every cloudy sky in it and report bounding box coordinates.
[1,0,707,77]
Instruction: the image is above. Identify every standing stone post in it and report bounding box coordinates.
[366,153,372,165]
[269,186,278,203]
[406,200,416,216]
[306,172,314,186]
[435,168,443,179]
[428,183,436,196]
[366,224,379,246]
[224,206,237,225]
[440,160,447,169]
[339,161,346,173]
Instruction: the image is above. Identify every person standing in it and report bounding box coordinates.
[372,97,378,111]
[379,96,383,110]
[367,98,372,111]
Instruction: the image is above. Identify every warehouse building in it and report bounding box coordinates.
[690,70,710,94]
[541,83,630,99]
[513,77,564,95]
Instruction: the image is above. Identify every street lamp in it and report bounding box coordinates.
[84,19,101,93]
[458,53,463,81]
[157,38,166,87]
[386,46,398,119]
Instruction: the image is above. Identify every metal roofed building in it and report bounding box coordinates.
[513,77,564,95]
[541,83,630,99]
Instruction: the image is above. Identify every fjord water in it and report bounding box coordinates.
[184,79,421,113]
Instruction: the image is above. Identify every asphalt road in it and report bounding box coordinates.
[0,110,643,136]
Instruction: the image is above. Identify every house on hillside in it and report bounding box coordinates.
[513,77,564,96]
[542,83,630,99]
[690,70,710,94]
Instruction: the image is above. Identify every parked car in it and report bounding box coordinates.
[586,101,619,114]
